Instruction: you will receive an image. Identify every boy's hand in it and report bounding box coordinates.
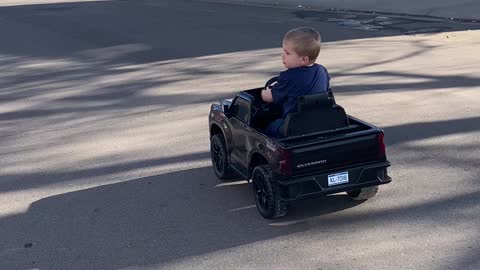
[261,87,273,103]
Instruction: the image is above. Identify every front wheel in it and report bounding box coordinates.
[210,134,233,180]
[347,186,379,201]
[252,165,287,219]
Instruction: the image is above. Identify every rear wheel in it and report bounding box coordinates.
[210,134,233,180]
[252,165,287,219]
[347,186,379,200]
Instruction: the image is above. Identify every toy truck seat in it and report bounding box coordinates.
[280,92,349,137]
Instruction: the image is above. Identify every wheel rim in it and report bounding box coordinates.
[211,140,224,174]
[254,172,269,211]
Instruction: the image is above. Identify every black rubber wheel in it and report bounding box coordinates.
[210,134,233,180]
[252,165,287,219]
[347,186,379,201]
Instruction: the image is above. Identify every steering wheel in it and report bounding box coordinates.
[264,76,279,90]
[260,76,279,112]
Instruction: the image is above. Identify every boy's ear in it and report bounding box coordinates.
[301,55,310,64]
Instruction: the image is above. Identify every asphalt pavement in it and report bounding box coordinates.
[204,0,480,20]
[0,1,479,269]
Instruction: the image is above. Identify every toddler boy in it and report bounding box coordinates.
[261,27,330,138]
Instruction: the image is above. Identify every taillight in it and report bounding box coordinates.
[377,132,386,159]
[278,148,292,176]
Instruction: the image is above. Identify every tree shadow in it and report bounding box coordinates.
[0,152,210,193]
[334,71,480,94]
[384,116,480,146]
[0,115,479,193]
[0,0,478,129]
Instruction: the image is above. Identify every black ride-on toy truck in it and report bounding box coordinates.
[209,77,392,218]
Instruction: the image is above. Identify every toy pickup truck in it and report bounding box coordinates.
[209,79,392,218]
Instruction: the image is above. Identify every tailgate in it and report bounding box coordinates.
[290,133,380,175]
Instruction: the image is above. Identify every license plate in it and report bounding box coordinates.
[328,171,349,186]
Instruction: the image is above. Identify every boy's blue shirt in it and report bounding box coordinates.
[271,63,330,118]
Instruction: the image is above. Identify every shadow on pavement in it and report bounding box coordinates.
[384,116,480,146]
[1,0,479,127]
[0,1,479,269]
[0,0,381,62]
[0,166,361,270]
[1,115,479,193]
[1,166,478,269]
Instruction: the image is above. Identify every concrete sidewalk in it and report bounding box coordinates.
[209,0,479,20]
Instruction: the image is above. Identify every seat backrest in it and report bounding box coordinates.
[279,92,349,137]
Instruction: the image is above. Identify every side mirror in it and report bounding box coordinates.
[221,100,231,114]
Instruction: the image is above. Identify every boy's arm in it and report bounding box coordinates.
[261,87,273,103]
[263,72,289,104]
[271,79,288,105]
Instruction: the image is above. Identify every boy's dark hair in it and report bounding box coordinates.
[284,27,321,63]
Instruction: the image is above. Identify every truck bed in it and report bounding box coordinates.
[278,116,378,148]
[275,116,384,176]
